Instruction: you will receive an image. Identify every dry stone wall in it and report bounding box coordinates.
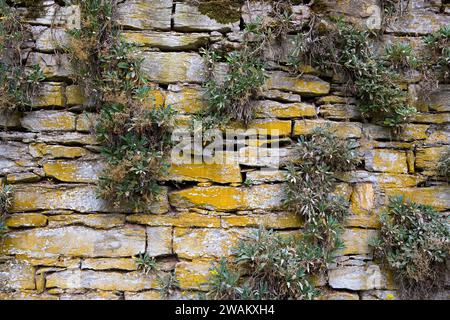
[0,0,449,300]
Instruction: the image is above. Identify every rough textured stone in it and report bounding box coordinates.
[122,31,210,50]
[169,184,286,211]
[43,160,104,183]
[329,265,387,291]
[127,212,221,228]
[141,52,205,84]
[385,187,450,211]
[10,184,169,214]
[319,104,361,120]
[32,26,69,52]
[415,147,447,171]
[46,269,160,291]
[173,228,249,259]
[116,0,172,30]
[21,111,76,132]
[26,53,71,79]
[365,149,408,174]
[81,258,137,271]
[386,11,450,35]
[29,143,88,159]
[6,213,48,228]
[340,229,378,255]
[31,83,65,107]
[173,3,240,32]
[293,120,362,138]
[166,85,206,114]
[168,162,242,184]
[147,227,172,256]
[266,72,330,96]
[176,260,211,291]
[221,212,302,229]
[47,214,126,229]
[254,101,317,118]
[2,225,145,258]
[66,85,86,106]
[0,259,36,291]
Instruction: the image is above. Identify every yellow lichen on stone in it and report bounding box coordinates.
[29,143,88,159]
[175,260,212,291]
[6,213,48,228]
[127,211,221,228]
[168,162,242,184]
[293,120,362,138]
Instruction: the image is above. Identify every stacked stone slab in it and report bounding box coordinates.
[0,0,449,300]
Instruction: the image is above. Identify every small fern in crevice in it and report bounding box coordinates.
[371,196,450,299]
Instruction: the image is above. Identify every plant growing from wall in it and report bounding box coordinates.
[0,184,13,237]
[199,2,294,128]
[289,18,416,127]
[66,0,176,210]
[437,147,450,180]
[0,0,45,116]
[285,128,360,261]
[371,197,450,299]
[207,129,360,300]
[207,228,320,300]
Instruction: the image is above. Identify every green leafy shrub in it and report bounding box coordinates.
[207,228,321,300]
[285,128,360,258]
[0,0,44,114]
[66,1,177,209]
[200,5,293,128]
[96,101,175,209]
[289,18,416,127]
[371,197,450,299]
[424,25,450,79]
[384,43,421,70]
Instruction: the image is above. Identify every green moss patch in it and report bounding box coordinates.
[197,0,244,24]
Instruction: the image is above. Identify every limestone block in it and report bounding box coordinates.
[385,187,450,211]
[410,113,450,124]
[31,26,69,52]
[26,53,72,79]
[416,146,447,170]
[30,82,65,107]
[319,104,362,120]
[221,212,302,229]
[6,213,48,228]
[0,259,36,291]
[340,229,378,256]
[6,172,41,184]
[81,258,137,271]
[329,265,388,291]
[176,260,211,291]
[116,0,172,31]
[386,10,450,35]
[173,228,249,259]
[59,291,122,300]
[229,119,292,137]
[21,111,76,132]
[47,214,126,229]
[146,227,172,257]
[66,85,86,106]
[168,162,242,184]
[266,72,330,96]
[317,291,360,300]
[173,3,240,32]
[169,184,286,211]
[36,132,98,146]
[122,31,210,50]
[25,3,80,29]
[127,212,221,228]
[46,269,160,291]
[363,123,429,141]
[2,225,145,258]
[254,101,317,119]
[9,184,169,214]
[245,170,287,184]
[43,160,104,183]
[141,52,206,84]
[365,149,408,174]
[29,143,88,159]
[166,85,206,114]
[0,111,22,128]
[293,120,362,138]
